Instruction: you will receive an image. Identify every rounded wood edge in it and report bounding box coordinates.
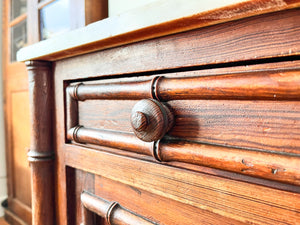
[27,150,55,162]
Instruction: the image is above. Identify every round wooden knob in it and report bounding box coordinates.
[130,99,174,142]
[131,111,148,132]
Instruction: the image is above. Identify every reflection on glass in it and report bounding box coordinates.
[11,0,27,20]
[11,19,27,62]
[40,0,71,40]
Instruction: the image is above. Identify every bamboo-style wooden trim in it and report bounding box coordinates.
[67,71,300,101]
[68,80,153,101]
[26,60,55,225]
[81,191,157,225]
[67,126,153,156]
[67,126,300,185]
[155,139,300,186]
[66,85,79,132]
[65,69,300,185]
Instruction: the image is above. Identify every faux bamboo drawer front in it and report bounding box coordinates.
[65,67,300,186]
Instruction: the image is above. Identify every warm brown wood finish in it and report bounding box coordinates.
[0,217,10,225]
[130,99,174,142]
[67,126,300,185]
[65,144,300,225]
[26,61,54,225]
[66,71,300,101]
[85,0,108,25]
[18,3,300,225]
[67,127,153,156]
[81,191,156,225]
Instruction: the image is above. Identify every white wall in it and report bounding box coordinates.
[109,0,157,16]
[0,0,7,217]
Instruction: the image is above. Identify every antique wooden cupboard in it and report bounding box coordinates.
[17,1,300,224]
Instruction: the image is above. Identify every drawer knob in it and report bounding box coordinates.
[131,111,149,132]
[131,99,174,142]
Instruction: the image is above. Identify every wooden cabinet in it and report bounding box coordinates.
[18,1,300,224]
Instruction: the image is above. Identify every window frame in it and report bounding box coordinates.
[8,0,108,63]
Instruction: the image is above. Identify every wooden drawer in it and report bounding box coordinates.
[64,67,300,186]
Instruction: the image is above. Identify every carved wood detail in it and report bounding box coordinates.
[67,71,300,102]
[26,60,55,225]
[130,99,174,142]
[81,191,156,225]
[67,126,300,185]
[67,126,153,156]
[64,69,300,186]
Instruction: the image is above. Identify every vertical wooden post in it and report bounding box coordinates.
[26,61,55,225]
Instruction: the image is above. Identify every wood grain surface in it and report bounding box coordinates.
[67,126,300,185]
[76,98,300,155]
[26,61,55,225]
[65,145,300,225]
[53,8,300,79]
[69,70,300,101]
[47,9,300,225]
[81,191,156,225]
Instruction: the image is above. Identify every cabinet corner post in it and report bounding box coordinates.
[26,60,55,225]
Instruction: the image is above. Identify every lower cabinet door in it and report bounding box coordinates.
[66,169,250,225]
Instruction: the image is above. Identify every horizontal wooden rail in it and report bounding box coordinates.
[81,191,156,225]
[67,70,300,101]
[157,71,300,101]
[67,126,153,156]
[156,139,300,186]
[68,79,154,101]
[67,126,300,185]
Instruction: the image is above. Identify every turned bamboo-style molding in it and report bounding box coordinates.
[67,71,300,101]
[67,126,154,156]
[26,61,55,225]
[67,126,300,186]
[81,191,157,225]
[65,70,300,185]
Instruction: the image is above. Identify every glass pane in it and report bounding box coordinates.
[40,0,71,40]
[11,0,27,21]
[11,19,27,62]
